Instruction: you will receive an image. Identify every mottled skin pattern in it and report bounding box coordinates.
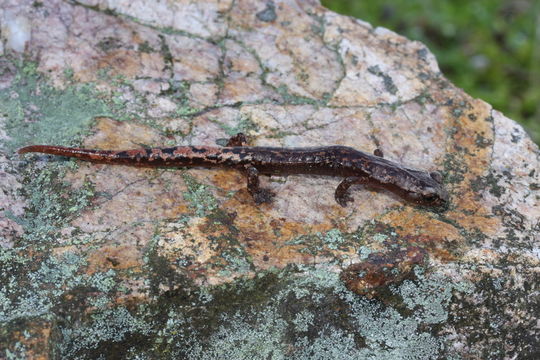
[18,133,449,208]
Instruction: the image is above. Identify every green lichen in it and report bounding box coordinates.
[214,113,260,138]
[275,84,319,105]
[294,327,359,360]
[181,172,219,217]
[186,265,464,359]
[284,228,354,258]
[322,229,345,250]
[357,246,374,260]
[57,307,153,358]
[442,153,468,184]
[191,309,288,359]
[0,250,121,325]
[41,261,473,359]
[367,65,398,95]
[8,163,95,247]
[470,171,505,198]
[5,341,27,360]
[0,61,110,152]
[395,267,472,324]
[0,60,128,357]
[292,310,315,332]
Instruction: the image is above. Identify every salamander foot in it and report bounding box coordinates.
[251,188,275,204]
[335,192,354,207]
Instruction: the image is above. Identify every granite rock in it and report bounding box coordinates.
[0,0,538,359]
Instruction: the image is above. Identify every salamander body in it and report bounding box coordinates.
[18,133,449,208]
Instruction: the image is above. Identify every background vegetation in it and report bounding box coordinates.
[322,0,540,145]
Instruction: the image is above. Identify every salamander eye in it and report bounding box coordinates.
[429,171,443,183]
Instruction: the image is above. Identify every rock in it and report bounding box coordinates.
[0,0,538,359]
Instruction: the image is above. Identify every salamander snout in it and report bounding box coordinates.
[419,175,449,209]
[403,170,449,209]
[420,190,449,208]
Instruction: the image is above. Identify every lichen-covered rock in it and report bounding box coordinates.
[0,0,538,359]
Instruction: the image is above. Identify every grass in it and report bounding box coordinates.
[322,0,540,145]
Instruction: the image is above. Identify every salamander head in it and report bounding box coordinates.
[369,163,449,208]
[399,169,449,208]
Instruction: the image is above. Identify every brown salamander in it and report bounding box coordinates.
[18,133,449,208]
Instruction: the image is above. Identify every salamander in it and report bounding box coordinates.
[18,133,449,208]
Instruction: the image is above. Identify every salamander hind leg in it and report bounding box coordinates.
[245,165,275,204]
[227,133,248,147]
[335,176,369,207]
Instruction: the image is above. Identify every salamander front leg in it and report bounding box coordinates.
[227,133,248,147]
[245,165,275,204]
[335,176,369,207]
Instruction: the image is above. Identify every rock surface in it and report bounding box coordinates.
[0,0,538,359]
